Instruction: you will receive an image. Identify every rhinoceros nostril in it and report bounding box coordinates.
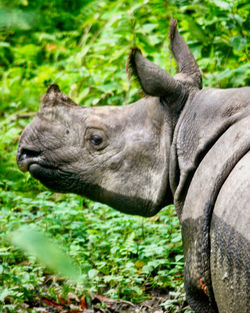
[19,148,41,161]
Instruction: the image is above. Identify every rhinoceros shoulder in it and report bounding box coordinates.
[171,86,250,215]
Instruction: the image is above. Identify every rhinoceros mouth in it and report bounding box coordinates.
[29,163,56,176]
[17,146,75,192]
[17,146,57,174]
[28,163,63,190]
[18,157,56,173]
[28,163,80,194]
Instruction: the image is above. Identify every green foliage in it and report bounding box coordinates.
[11,226,81,283]
[0,0,249,311]
[1,189,184,309]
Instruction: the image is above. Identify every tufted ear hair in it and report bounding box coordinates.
[126,47,184,99]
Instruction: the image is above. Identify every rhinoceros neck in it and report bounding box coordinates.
[77,97,173,217]
[169,87,250,219]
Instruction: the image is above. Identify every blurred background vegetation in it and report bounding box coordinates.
[0,0,249,312]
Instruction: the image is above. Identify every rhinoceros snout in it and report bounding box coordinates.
[17,146,41,172]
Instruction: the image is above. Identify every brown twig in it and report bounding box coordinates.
[12,112,36,121]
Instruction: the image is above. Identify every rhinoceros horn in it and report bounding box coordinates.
[41,83,78,107]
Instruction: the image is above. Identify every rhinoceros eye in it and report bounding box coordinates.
[90,135,103,146]
[85,128,107,151]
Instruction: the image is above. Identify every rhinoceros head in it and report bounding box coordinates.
[17,20,201,216]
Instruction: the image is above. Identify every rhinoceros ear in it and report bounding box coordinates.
[42,83,77,107]
[126,47,183,99]
[170,19,202,89]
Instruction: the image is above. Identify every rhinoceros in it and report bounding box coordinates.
[17,19,249,313]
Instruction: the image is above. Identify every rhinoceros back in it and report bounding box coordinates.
[181,112,250,312]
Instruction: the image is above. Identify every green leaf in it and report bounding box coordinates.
[210,0,231,10]
[88,269,99,279]
[10,226,81,283]
[0,8,36,30]
[231,35,247,52]
[183,16,207,44]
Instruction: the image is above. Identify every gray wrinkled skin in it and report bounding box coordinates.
[17,20,250,313]
[18,95,170,216]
